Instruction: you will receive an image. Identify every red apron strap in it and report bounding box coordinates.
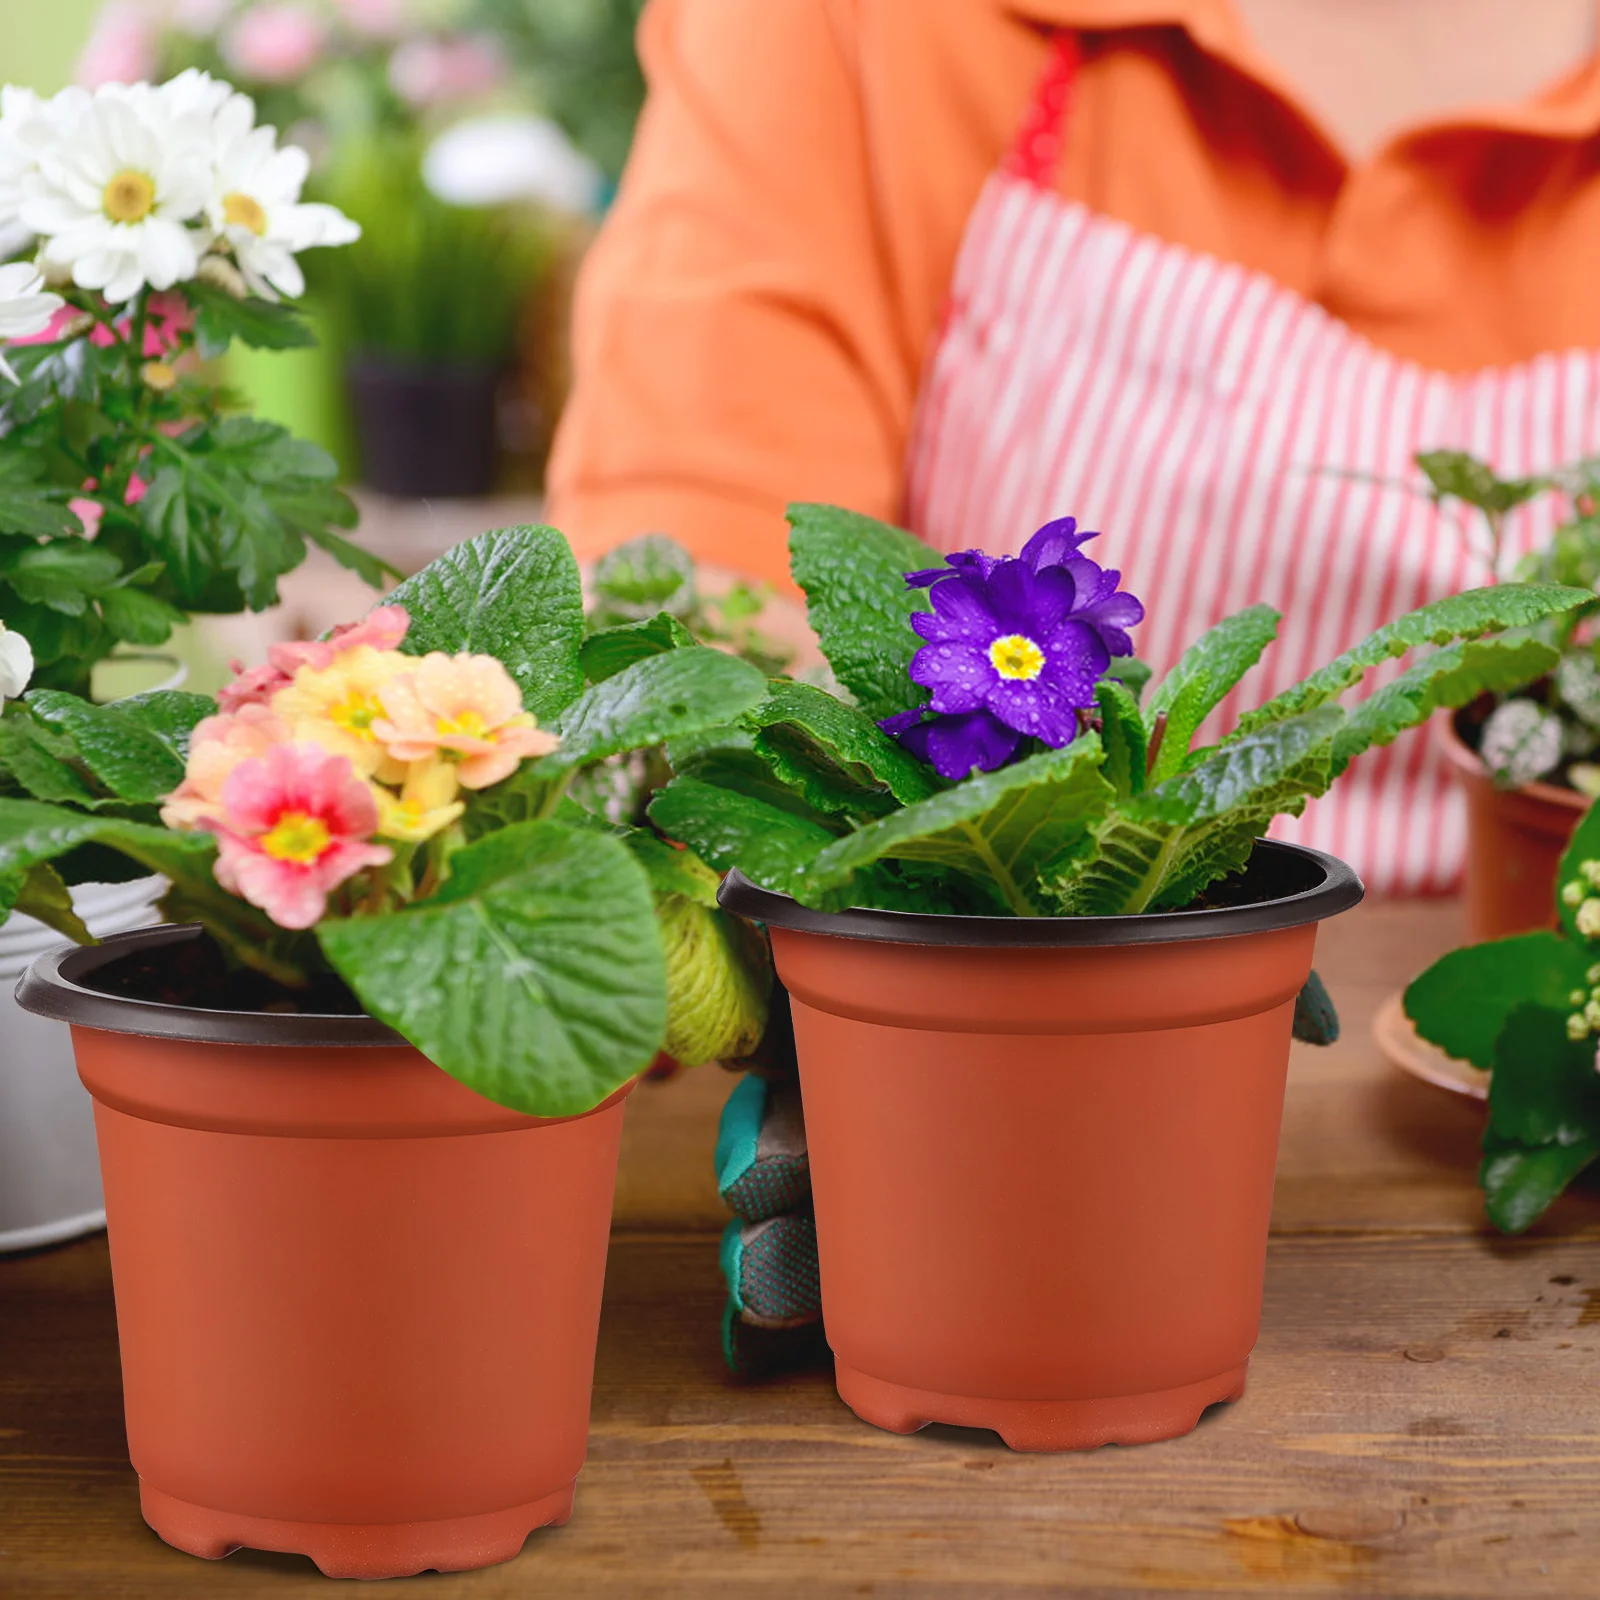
[1003,31,1081,187]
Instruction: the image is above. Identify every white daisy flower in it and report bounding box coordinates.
[0,262,65,383]
[21,84,213,303]
[0,85,90,254]
[0,624,33,702]
[206,101,359,300]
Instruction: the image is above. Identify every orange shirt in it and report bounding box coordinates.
[547,0,1600,588]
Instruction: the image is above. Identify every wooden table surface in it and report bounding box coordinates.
[7,898,1600,1597]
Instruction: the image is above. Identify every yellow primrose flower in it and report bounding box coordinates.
[274,646,412,781]
[373,760,465,843]
[373,651,559,789]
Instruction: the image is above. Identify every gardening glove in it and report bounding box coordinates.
[713,970,1337,1380]
[715,983,829,1379]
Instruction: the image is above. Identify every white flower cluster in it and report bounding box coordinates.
[0,69,358,307]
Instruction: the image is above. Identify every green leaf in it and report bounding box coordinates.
[620,829,722,908]
[590,535,696,621]
[1488,1004,1600,1147]
[24,691,185,802]
[1049,708,1341,915]
[98,584,185,646]
[1330,634,1563,780]
[648,775,839,901]
[187,283,318,355]
[1554,794,1600,943]
[304,524,400,590]
[750,679,939,816]
[1145,604,1280,755]
[543,647,769,773]
[318,821,667,1117]
[0,492,83,540]
[1095,679,1147,799]
[0,798,220,891]
[1235,584,1592,735]
[786,502,934,721]
[1480,1134,1600,1234]
[116,691,217,765]
[1416,450,1549,516]
[809,737,1114,916]
[12,861,92,943]
[387,526,586,721]
[3,542,124,614]
[579,612,696,682]
[1108,657,1152,703]
[667,726,843,821]
[1404,931,1591,1072]
[0,715,97,805]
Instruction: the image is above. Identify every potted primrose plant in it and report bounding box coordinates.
[0,70,379,1251]
[1410,450,1600,940]
[655,504,1588,1452]
[2,526,772,1578]
[1405,797,1600,1234]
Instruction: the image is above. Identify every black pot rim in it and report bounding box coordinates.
[15,924,404,1048]
[716,839,1364,949]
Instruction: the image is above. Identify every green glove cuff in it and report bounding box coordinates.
[716,1073,810,1222]
[1292,969,1339,1045]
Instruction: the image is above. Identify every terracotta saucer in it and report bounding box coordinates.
[1372,992,1488,1103]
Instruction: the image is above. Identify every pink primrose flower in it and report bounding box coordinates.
[77,2,157,87]
[161,703,289,829]
[211,741,391,929]
[215,605,410,712]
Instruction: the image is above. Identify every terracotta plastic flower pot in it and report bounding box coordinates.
[719,841,1362,1453]
[1439,712,1586,943]
[16,924,631,1580]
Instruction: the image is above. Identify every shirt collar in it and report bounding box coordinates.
[1005,0,1600,147]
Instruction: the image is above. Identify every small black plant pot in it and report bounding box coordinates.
[346,357,503,498]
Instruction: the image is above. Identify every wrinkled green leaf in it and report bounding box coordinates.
[750,679,939,816]
[12,861,92,943]
[319,821,667,1116]
[809,737,1113,915]
[787,502,934,721]
[648,775,838,901]
[1417,450,1549,516]
[24,691,185,802]
[1049,708,1340,915]
[388,526,586,720]
[1095,679,1147,799]
[622,829,722,908]
[1235,584,1591,736]
[0,715,96,805]
[116,691,216,766]
[590,535,696,621]
[580,612,696,681]
[1331,634,1562,780]
[1145,604,1280,762]
[543,647,768,773]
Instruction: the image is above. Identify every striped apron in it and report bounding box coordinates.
[904,32,1600,894]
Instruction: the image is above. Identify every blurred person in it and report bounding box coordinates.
[548,0,1600,892]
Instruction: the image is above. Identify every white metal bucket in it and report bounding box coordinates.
[0,877,165,1252]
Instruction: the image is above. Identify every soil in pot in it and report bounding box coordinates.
[719,840,1362,1453]
[18,925,630,1579]
[1441,705,1586,943]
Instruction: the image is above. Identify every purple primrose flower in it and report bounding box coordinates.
[880,517,1144,782]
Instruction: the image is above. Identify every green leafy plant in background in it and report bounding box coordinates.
[1407,799,1600,1231]
[311,139,552,369]
[0,526,774,1116]
[1412,449,1600,793]
[644,504,1590,919]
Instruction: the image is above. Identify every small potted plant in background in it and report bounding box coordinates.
[1415,450,1600,939]
[668,504,1586,1451]
[0,68,377,1252]
[5,521,771,1577]
[1406,798,1600,1234]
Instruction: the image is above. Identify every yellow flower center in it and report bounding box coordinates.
[102,169,156,224]
[222,190,268,236]
[436,709,490,740]
[260,811,332,865]
[330,691,383,738]
[989,634,1046,681]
